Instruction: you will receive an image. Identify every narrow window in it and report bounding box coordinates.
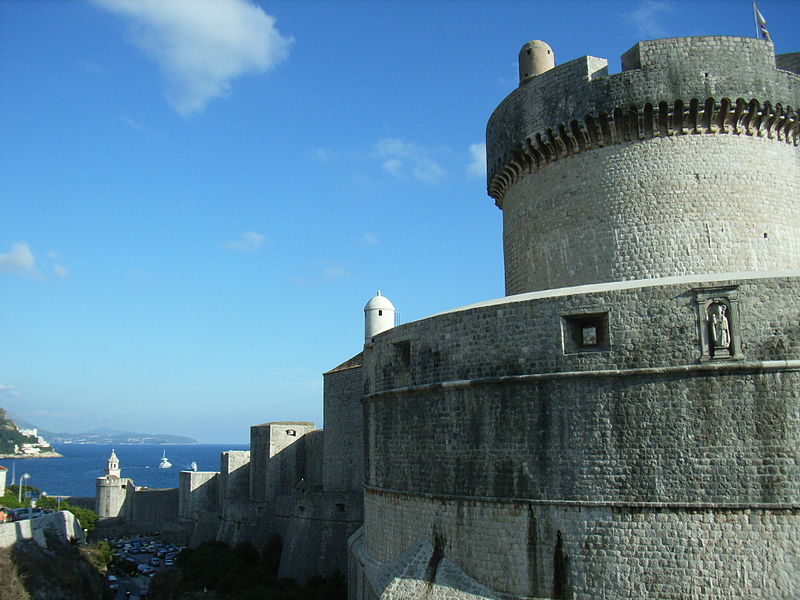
[394,341,411,367]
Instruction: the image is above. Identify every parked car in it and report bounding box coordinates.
[9,508,45,522]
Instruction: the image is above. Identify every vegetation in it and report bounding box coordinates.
[0,485,98,532]
[148,537,346,600]
[0,533,104,600]
[39,495,99,532]
[0,486,24,509]
[0,547,30,600]
[84,540,114,571]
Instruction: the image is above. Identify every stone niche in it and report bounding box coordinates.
[694,286,742,361]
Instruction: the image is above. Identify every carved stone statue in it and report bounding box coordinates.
[708,302,731,350]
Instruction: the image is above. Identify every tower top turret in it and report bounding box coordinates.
[105,449,120,479]
[364,291,396,344]
[518,40,554,83]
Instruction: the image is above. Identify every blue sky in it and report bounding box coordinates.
[1,0,798,443]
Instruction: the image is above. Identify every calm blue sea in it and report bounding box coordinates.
[0,444,249,498]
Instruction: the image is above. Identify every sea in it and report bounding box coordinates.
[0,443,249,499]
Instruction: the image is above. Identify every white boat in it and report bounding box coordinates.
[189,461,197,472]
[158,450,172,469]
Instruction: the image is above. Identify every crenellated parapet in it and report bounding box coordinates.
[489,96,799,204]
[486,36,800,295]
[487,36,800,207]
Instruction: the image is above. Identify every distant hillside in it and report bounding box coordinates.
[0,408,39,454]
[0,409,57,456]
[40,429,198,445]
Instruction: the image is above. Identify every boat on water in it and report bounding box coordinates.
[189,461,197,471]
[158,450,172,469]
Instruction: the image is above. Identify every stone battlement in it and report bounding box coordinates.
[487,36,800,206]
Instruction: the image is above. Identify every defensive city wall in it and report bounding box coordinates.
[349,36,799,600]
[352,272,800,599]
[96,355,365,583]
[97,35,799,600]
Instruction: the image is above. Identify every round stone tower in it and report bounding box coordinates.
[487,36,800,295]
[351,36,800,600]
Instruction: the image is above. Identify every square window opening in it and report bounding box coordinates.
[562,312,610,354]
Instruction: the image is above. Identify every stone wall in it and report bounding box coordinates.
[358,274,800,599]
[360,489,799,599]
[250,424,270,503]
[777,52,800,75]
[219,450,251,504]
[501,135,799,293]
[323,362,364,493]
[275,489,364,583]
[0,511,85,549]
[95,476,131,518]
[128,488,179,532]
[179,471,219,520]
[250,422,316,503]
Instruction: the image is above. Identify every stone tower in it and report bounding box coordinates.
[95,449,129,518]
[350,37,800,600]
[488,37,800,295]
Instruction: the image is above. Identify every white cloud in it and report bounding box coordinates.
[467,143,486,178]
[46,251,69,278]
[374,138,446,184]
[362,233,379,245]
[0,384,21,398]
[225,231,266,251]
[311,147,334,163]
[0,243,41,278]
[78,60,108,75]
[323,265,347,280]
[93,0,293,115]
[624,1,674,37]
[121,115,155,139]
[382,158,402,174]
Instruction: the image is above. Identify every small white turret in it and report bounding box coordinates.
[105,449,120,478]
[364,290,396,343]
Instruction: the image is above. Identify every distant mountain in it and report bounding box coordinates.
[4,410,198,445]
[86,427,129,435]
[39,429,198,445]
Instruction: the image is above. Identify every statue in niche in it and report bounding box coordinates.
[708,301,731,355]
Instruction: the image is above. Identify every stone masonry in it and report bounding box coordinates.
[350,36,800,600]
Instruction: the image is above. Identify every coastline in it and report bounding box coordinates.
[0,451,63,459]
